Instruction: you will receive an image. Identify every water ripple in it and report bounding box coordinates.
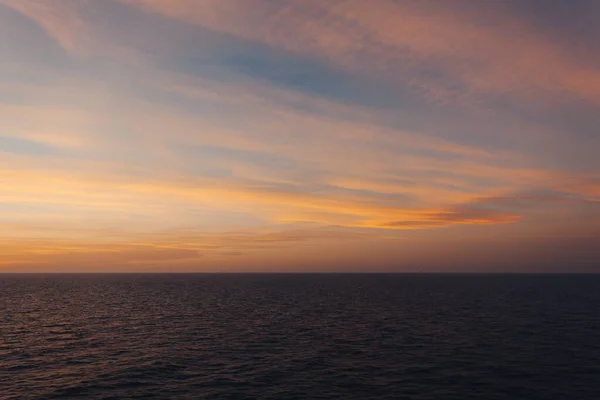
[1,274,599,399]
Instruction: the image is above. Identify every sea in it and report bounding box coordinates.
[1,274,599,399]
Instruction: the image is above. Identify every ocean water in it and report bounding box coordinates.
[1,274,599,399]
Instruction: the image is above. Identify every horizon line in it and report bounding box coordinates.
[1,271,598,275]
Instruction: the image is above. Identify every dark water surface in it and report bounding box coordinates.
[1,274,599,399]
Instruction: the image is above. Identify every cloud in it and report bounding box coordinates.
[116,0,600,106]
[380,209,520,229]
[379,188,600,230]
[9,0,600,107]
[0,162,541,234]
[0,225,389,271]
[1,1,599,271]
[1,0,94,54]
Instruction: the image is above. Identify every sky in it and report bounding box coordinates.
[1,0,600,272]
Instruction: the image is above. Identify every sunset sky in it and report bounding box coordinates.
[1,0,599,272]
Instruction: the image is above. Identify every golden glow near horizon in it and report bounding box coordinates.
[1,0,600,272]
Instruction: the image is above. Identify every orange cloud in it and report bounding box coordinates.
[2,0,599,272]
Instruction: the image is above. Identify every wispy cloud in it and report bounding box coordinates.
[116,0,600,104]
[1,0,599,271]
